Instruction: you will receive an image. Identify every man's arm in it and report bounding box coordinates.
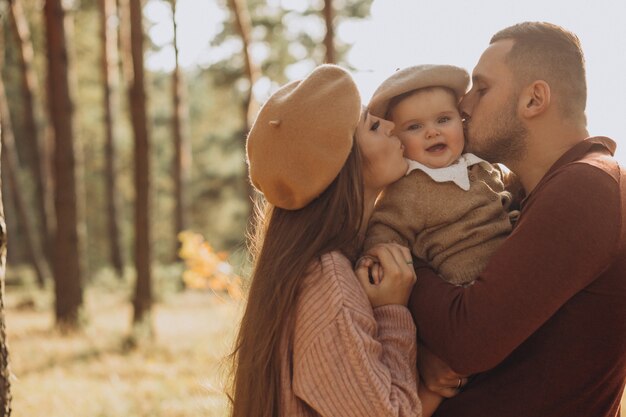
[409,162,621,375]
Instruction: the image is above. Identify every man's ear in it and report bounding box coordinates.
[519,81,551,119]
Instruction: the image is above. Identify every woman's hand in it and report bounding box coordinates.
[418,342,470,398]
[355,243,416,308]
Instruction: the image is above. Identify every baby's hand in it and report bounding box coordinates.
[355,243,416,308]
[355,256,383,284]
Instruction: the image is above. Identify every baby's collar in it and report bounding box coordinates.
[405,153,490,190]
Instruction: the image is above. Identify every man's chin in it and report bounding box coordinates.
[464,138,480,156]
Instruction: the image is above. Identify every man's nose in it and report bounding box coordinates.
[459,95,471,118]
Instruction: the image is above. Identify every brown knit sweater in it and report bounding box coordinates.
[279,251,422,417]
[365,163,515,285]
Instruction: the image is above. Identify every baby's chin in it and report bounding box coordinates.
[405,151,463,169]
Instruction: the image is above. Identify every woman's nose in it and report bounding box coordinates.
[382,119,395,135]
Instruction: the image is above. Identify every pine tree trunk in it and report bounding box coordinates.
[0,200,10,416]
[126,0,153,334]
[228,0,259,130]
[0,25,14,417]
[44,0,84,330]
[99,0,124,277]
[118,0,133,89]
[323,0,336,64]
[65,3,90,284]
[9,0,54,263]
[170,0,190,260]
[0,67,52,288]
[228,0,259,214]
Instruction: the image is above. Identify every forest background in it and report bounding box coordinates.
[0,0,624,416]
[1,0,376,415]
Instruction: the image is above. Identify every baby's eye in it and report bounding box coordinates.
[437,116,451,124]
[370,120,380,131]
[407,123,422,130]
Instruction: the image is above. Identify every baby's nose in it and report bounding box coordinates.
[426,128,440,138]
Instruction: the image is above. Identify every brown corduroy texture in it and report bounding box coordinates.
[368,64,470,119]
[246,65,362,210]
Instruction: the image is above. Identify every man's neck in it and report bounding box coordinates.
[508,126,589,194]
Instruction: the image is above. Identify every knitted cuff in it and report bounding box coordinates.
[373,305,416,334]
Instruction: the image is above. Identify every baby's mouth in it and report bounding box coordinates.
[426,143,447,153]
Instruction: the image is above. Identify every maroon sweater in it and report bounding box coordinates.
[409,137,626,417]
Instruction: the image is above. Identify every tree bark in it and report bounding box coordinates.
[0,24,14,417]
[227,0,259,215]
[228,0,260,130]
[9,0,54,263]
[126,0,153,334]
[323,0,336,64]
[0,68,52,289]
[99,0,124,277]
[44,0,84,330]
[170,0,190,260]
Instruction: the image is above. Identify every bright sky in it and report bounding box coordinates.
[145,0,626,165]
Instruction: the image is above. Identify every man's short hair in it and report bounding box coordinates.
[491,22,587,121]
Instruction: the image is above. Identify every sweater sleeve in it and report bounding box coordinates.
[364,178,424,252]
[408,162,621,374]
[293,304,422,417]
[494,163,524,209]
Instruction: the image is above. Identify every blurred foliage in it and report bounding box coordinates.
[1,0,372,281]
[210,0,373,87]
[178,230,242,300]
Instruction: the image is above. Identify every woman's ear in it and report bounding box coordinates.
[520,80,551,119]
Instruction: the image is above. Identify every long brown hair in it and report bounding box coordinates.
[228,142,365,417]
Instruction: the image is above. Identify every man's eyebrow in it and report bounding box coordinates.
[472,74,487,84]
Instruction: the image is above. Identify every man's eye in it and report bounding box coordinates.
[477,88,488,96]
[370,120,380,131]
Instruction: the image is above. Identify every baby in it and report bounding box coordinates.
[364,65,520,286]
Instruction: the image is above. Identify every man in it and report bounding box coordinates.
[409,22,626,416]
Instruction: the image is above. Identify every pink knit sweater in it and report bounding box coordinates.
[279,251,422,417]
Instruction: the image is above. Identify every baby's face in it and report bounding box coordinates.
[389,87,465,169]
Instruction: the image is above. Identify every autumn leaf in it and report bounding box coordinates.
[178,231,243,300]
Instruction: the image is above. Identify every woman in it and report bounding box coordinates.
[228,64,422,417]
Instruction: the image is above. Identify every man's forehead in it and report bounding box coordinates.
[472,39,514,80]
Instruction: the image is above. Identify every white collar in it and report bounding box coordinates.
[405,153,490,191]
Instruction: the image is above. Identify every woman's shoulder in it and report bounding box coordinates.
[297,251,374,335]
[302,251,370,308]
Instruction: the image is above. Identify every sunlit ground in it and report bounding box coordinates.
[3,271,625,416]
[6,276,240,417]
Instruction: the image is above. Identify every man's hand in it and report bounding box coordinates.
[418,342,470,398]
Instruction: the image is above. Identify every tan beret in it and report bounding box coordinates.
[368,64,470,118]
[246,64,361,210]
